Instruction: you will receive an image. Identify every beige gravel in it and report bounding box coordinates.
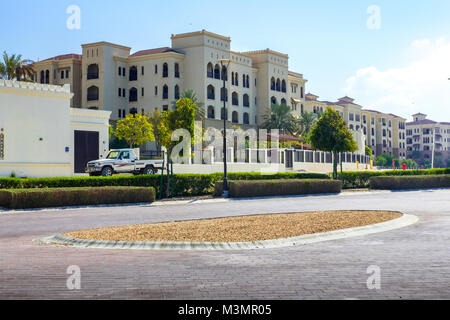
[64,210,402,243]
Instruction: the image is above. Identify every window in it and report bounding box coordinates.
[174,63,180,78]
[271,96,277,105]
[281,98,287,105]
[207,63,213,78]
[246,75,250,88]
[271,77,276,90]
[40,71,45,84]
[349,113,354,121]
[66,70,69,78]
[87,64,99,80]
[243,112,250,125]
[232,92,239,106]
[221,108,228,120]
[118,67,121,76]
[154,86,158,95]
[122,88,126,98]
[118,88,121,97]
[221,87,228,102]
[129,88,138,102]
[61,71,64,79]
[141,87,144,97]
[300,87,304,98]
[129,66,138,81]
[232,111,239,124]
[87,86,99,101]
[221,66,228,81]
[281,80,286,93]
[163,85,168,99]
[214,64,220,79]
[122,68,126,77]
[141,66,144,75]
[129,108,138,116]
[163,63,168,78]
[118,109,122,118]
[355,114,360,122]
[154,65,158,74]
[207,106,215,119]
[243,94,250,107]
[207,85,215,100]
[276,79,281,92]
[174,85,180,100]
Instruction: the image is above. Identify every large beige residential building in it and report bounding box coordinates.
[406,113,450,167]
[31,29,410,158]
[305,93,407,159]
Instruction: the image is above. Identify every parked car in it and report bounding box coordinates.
[86,149,164,176]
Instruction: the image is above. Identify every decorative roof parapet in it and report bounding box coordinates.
[0,80,71,94]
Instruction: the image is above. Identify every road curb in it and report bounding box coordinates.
[36,213,419,251]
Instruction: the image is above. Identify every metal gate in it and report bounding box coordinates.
[74,130,99,173]
[285,149,294,169]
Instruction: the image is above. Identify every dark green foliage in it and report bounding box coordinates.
[228,179,342,198]
[0,172,329,198]
[370,175,450,190]
[0,187,155,209]
[337,168,450,189]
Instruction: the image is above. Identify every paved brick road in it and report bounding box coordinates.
[0,190,449,299]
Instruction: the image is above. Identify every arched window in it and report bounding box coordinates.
[40,70,45,84]
[242,74,246,87]
[281,98,287,105]
[232,111,239,124]
[163,63,168,78]
[246,75,250,88]
[174,85,180,100]
[214,64,220,79]
[281,80,286,93]
[235,72,239,86]
[231,72,235,85]
[174,63,180,78]
[271,77,276,90]
[243,112,250,125]
[300,86,304,98]
[271,96,277,105]
[129,108,138,115]
[207,63,214,78]
[163,85,168,99]
[232,92,239,106]
[243,94,250,107]
[129,87,138,102]
[45,70,50,84]
[129,66,138,81]
[207,106,215,119]
[87,64,99,80]
[301,104,304,113]
[221,66,228,81]
[221,108,228,120]
[221,87,228,102]
[276,79,281,92]
[87,86,99,101]
[207,85,215,100]
[350,124,354,130]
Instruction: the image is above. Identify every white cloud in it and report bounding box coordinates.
[344,38,450,121]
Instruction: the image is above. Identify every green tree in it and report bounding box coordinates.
[114,113,154,148]
[160,98,196,197]
[374,155,387,167]
[171,89,205,120]
[298,111,318,136]
[261,103,298,135]
[0,52,34,80]
[365,145,373,158]
[310,108,358,179]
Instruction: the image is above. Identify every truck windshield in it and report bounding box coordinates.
[106,151,120,159]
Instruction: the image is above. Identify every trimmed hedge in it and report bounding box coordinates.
[337,168,450,189]
[0,172,329,197]
[226,179,342,198]
[369,175,450,191]
[0,187,156,209]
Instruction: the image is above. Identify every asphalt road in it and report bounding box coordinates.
[0,189,449,300]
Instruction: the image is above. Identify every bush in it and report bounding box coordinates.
[370,175,450,190]
[228,179,342,198]
[0,172,330,198]
[0,187,156,209]
[337,168,450,189]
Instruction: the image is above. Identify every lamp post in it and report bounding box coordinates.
[217,59,231,196]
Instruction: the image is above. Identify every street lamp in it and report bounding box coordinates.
[217,58,231,196]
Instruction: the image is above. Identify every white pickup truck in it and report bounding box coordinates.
[86,149,164,176]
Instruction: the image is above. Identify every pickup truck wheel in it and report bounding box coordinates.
[143,166,155,175]
[101,167,113,177]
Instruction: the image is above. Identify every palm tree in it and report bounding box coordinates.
[171,89,205,120]
[261,103,298,135]
[0,52,34,81]
[298,111,318,135]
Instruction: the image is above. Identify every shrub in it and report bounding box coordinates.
[337,168,450,189]
[369,175,450,190]
[0,172,330,198]
[0,187,156,209]
[228,179,342,198]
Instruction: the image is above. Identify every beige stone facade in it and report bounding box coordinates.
[406,113,450,167]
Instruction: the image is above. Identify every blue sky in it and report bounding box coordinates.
[2,0,450,120]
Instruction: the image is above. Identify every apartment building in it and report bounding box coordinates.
[406,113,450,166]
[305,94,406,158]
[32,54,82,108]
